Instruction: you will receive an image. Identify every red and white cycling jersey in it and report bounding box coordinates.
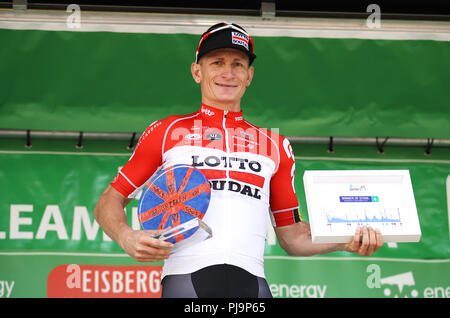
[111,104,302,278]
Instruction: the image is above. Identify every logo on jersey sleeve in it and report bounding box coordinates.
[283,138,296,194]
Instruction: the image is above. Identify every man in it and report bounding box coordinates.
[94,22,383,298]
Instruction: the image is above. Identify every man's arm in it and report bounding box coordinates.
[94,185,173,262]
[275,221,383,257]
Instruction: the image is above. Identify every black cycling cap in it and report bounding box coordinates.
[195,22,256,65]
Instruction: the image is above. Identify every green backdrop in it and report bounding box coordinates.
[0,27,449,298]
[0,29,449,138]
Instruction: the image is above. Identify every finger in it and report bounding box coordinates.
[135,252,167,261]
[354,226,361,242]
[350,226,362,250]
[375,228,384,250]
[149,237,174,249]
[344,226,359,253]
[358,226,369,256]
[146,228,172,237]
[134,250,169,262]
[135,244,171,260]
[365,227,377,256]
[138,240,173,255]
[135,254,169,262]
[149,229,175,249]
[135,234,174,262]
[139,232,174,249]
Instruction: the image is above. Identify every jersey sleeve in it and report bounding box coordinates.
[110,119,167,198]
[269,137,303,227]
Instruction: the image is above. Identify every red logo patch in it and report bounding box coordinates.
[47,264,163,298]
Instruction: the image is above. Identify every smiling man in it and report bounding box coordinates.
[94,22,383,298]
[191,46,254,112]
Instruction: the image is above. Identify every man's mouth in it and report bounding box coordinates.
[215,82,238,88]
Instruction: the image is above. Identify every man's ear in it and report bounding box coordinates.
[191,62,201,84]
[246,65,255,87]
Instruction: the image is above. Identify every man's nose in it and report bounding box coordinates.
[220,64,234,78]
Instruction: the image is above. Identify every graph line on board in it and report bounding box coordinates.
[324,208,402,224]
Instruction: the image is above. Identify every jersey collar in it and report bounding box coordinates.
[199,103,244,123]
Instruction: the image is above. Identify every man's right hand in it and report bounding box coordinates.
[119,229,174,262]
[94,185,174,263]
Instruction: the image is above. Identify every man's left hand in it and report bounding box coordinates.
[343,226,384,256]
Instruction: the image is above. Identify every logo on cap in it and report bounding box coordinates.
[231,31,249,51]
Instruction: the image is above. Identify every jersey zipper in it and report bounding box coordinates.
[222,110,231,186]
[223,110,230,173]
[222,109,231,259]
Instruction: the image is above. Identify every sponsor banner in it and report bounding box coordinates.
[265,258,450,298]
[0,253,164,298]
[47,264,162,298]
[0,147,449,297]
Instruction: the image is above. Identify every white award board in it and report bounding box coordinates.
[303,170,421,243]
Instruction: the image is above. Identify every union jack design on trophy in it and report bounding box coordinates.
[138,165,211,244]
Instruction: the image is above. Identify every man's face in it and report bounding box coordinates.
[191,48,254,109]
